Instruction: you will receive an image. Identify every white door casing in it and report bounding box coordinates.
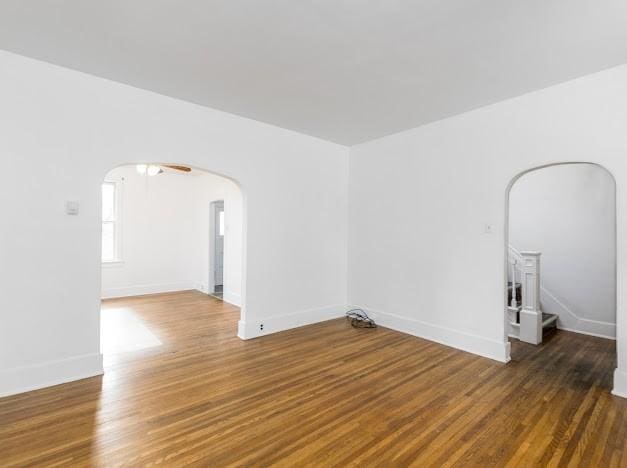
[214,201,224,286]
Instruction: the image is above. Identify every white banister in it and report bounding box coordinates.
[518,251,542,345]
[519,251,541,313]
[507,246,543,345]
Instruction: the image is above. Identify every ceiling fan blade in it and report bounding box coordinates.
[162,164,192,173]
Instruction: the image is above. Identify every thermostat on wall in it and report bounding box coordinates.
[65,201,79,215]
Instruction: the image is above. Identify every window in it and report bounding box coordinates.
[102,182,121,262]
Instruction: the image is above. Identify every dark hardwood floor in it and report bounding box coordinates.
[1,291,625,466]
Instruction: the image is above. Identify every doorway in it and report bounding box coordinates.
[211,200,225,299]
[504,162,616,352]
[100,164,244,360]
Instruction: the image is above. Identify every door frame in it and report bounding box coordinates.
[503,162,617,360]
[209,199,225,295]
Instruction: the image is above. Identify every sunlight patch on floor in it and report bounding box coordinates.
[100,307,162,354]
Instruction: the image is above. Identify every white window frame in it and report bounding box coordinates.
[102,180,123,265]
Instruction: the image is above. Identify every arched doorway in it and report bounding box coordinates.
[98,162,247,358]
[504,162,617,370]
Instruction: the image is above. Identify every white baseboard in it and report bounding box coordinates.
[0,353,104,398]
[557,324,616,340]
[223,292,241,307]
[101,281,196,299]
[612,368,627,399]
[541,286,616,340]
[355,306,511,363]
[238,304,347,340]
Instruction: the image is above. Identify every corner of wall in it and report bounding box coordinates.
[612,368,627,399]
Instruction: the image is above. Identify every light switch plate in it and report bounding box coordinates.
[65,201,79,215]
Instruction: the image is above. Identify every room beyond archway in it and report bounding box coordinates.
[504,162,617,361]
[99,163,245,356]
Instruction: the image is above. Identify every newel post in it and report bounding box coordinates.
[519,251,542,344]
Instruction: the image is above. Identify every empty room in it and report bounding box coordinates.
[100,163,243,361]
[1,1,626,466]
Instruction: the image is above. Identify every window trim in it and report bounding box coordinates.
[102,180,124,264]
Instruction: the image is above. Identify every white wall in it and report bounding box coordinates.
[348,64,627,397]
[101,166,243,305]
[2,48,627,399]
[509,164,616,338]
[0,51,349,397]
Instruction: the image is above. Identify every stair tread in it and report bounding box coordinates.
[542,312,558,327]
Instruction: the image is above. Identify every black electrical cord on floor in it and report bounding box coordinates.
[345,308,377,328]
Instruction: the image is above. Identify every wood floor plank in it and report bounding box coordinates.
[0,290,625,466]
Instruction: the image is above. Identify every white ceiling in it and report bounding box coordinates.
[1,1,626,145]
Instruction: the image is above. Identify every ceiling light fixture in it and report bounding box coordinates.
[136,164,162,176]
[147,164,161,176]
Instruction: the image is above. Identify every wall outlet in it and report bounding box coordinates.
[259,323,264,331]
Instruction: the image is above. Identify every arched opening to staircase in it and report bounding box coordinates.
[504,162,617,362]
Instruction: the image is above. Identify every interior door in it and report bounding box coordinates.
[214,202,224,286]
